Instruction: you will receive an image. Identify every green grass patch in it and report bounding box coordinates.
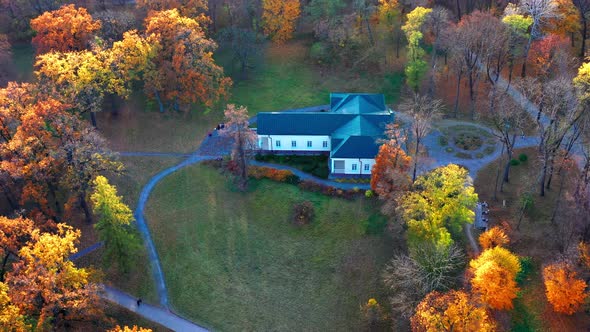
[254,154,330,179]
[438,136,449,146]
[145,164,393,331]
[445,147,455,153]
[11,43,35,82]
[511,297,543,332]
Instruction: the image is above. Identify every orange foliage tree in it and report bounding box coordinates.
[478,226,509,250]
[30,4,101,55]
[371,139,412,216]
[411,290,496,332]
[543,262,587,314]
[0,216,35,281]
[109,325,153,332]
[262,0,301,43]
[144,9,231,112]
[470,246,521,310]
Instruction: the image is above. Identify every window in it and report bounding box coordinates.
[291,140,297,147]
[322,141,328,148]
[275,140,281,147]
[352,164,358,171]
[364,164,370,171]
[307,141,312,148]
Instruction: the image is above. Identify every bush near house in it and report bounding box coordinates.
[248,166,300,184]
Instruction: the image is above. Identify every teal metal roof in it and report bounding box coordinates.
[257,93,393,159]
[331,136,380,158]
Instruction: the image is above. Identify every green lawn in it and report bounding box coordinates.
[145,164,394,331]
[10,43,35,82]
[223,41,404,115]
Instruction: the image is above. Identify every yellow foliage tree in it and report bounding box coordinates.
[0,282,29,331]
[470,247,521,310]
[5,224,102,329]
[543,262,587,315]
[262,0,301,43]
[478,226,509,250]
[411,290,496,332]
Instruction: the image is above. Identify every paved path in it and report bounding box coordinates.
[463,223,480,255]
[134,154,217,309]
[69,242,103,261]
[101,285,208,332]
[119,152,192,158]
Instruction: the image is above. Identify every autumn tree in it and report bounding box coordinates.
[399,164,478,250]
[262,0,301,43]
[30,4,101,55]
[479,226,510,250]
[425,7,451,96]
[502,14,533,86]
[514,0,559,77]
[144,9,231,112]
[382,245,465,319]
[5,224,102,329]
[0,216,35,281]
[0,282,29,331]
[399,93,443,182]
[402,7,431,92]
[91,176,140,272]
[35,49,125,127]
[470,246,521,310]
[221,104,257,190]
[543,261,587,314]
[371,138,412,217]
[136,0,209,21]
[411,290,496,332]
[94,9,137,46]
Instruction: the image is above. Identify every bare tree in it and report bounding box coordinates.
[399,93,443,182]
[382,245,465,319]
[425,6,451,97]
[486,90,528,193]
[573,0,590,57]
[221,104,257,190]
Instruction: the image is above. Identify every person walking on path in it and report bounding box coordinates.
[137,298,142,307]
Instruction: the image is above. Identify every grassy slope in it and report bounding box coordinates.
[145,164,394,331]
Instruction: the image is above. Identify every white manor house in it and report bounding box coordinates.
[255,93,395,176]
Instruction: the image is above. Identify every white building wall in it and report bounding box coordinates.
[331,158,375,175]
[257,135,331,152]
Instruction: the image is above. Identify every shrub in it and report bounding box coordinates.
[312,167,329,179]
[518,153,528,162]
[439,136,449,146]
[248,166,299,183]
[510,159,520,166]
[292,201,315,226]
[365,189,374,198]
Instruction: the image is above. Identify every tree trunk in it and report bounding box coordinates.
[80,192,92,223]
[540,157,548,197]
[581,19,587,58]
[454,71,462,118]
[90,111,97,128]
[503,145,514,183]
[521,35,533,78]
[154,90,165,113]
[550,169,566,224]
[48,183,61,216]
[493,143,505,200]
[395,32,401,58]
[546,156,556,190]
[468,72,476,120]
[412,138,420,182]
[365,16,374,45]
[0,253,9,282]
[456,0,462,20]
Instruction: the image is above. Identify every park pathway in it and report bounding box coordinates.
[101,285,208,332]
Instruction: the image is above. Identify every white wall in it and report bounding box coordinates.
[257,135,331,152]
[330,158,375,175]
